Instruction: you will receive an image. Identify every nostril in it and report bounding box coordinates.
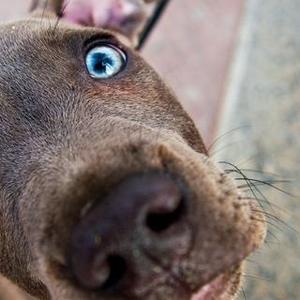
[101,255,127,290]
[146,198,185,233]
[71,173,187,293]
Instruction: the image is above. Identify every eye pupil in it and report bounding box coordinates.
[86,45,126,79]
[92,54,110,72]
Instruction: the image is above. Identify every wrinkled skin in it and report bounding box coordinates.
[0,1,266,300]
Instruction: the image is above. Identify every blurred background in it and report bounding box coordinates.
[0,0,299,299]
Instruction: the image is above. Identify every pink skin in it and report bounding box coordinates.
[62,0,147,38]
[191,275,229,300]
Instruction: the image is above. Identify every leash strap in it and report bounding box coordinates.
[137,0,171,50]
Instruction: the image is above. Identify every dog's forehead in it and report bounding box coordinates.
[0,17,145,101]
[0,19,137,87]
[0,18,127,61]
[0,19,87,104]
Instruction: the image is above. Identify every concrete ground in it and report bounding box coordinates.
[0,1,299,300]
[217,0,300,299]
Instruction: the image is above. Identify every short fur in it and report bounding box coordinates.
[0,1,266,299]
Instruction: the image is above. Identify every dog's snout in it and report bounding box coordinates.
[70,173,190,294]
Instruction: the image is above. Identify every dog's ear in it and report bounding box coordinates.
[30,0,62,16]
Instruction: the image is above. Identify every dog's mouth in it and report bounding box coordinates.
[100,267,237,300]
[138,270,235,300]
[191,273,232,300]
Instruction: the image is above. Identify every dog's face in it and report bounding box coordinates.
[0,12,266,300]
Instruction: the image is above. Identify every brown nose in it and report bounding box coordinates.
[70,173,191,296]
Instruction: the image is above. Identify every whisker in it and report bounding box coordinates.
[234,177,294,197]
[41,0,49,20]
[225,169,294,197]
[237,180,290,190]
[226,169,291,183]
[233,155,257,167]
[207,125,250,154]
[240,287,247,300]
[52,0,69,33]
[239,196,290,214]
[252,209,299,234]
[233,168,286,178]
[265,229,280,245]
[241,274,271,283]
[245,258,261,266]
[39,0,50,28]
[209,141,243,158]
[252,217,285,233]
[219,161,272,211]
[264,239,281,246]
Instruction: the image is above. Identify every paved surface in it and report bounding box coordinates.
[217,0,300,299]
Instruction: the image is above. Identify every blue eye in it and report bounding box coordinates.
[85,45,126,79]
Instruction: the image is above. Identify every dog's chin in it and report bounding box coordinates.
[41,258,241,300]
[130,268,240,300]
[141,265,241,300]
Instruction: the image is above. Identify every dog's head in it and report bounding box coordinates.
[0,5,266,300]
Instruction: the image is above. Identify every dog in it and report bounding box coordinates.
[0,0,267,299]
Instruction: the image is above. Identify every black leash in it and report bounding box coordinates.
[137,0,171,50]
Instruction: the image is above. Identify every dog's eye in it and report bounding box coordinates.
[85,45,126,79]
